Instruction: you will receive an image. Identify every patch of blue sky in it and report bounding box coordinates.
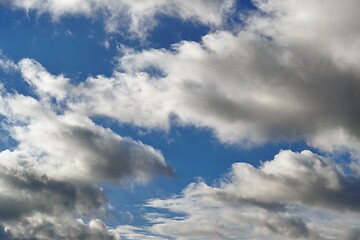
[92,116,314,228]
[0,7,115,81]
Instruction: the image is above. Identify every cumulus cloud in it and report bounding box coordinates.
[1,0,234,38]
[46,0,358,157]
[0,94,172,184]
[10,0,360,154]
[141,150,360,239]
[0,58,172,238]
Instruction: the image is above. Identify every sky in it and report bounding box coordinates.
[0,0,360,239]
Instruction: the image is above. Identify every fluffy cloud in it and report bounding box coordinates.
[142,150,360,239]
[1,0,234,37]
[0,58,172,238]
[0,93,172,185]
[11,0,360,153]
[48,0,359,156]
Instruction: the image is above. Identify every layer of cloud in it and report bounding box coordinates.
[142,150,360,239]
[1,0,234,38]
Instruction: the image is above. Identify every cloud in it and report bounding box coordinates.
[0,93,172,184]
[67,30,360,153]
[0,52,18,73]
[141,150,360,239]
[1,0,234,38]
[46,0,358,156]
[115,225,165,240]
[0,149,119,239]
[9,215,119,240]
[18,59,71,100]
[0,225,12,240]
[0,58,172,238]
[11,0,360,154]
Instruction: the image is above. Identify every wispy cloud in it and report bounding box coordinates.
[1,0,234,38]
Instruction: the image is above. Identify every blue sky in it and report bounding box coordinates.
[1,1,360,239]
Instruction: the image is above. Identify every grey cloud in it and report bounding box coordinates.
[346,229,360,240]
[63,125,174,184]
[0,166,107,220]
[0,157,117,239]
[218,150,360,213]
[9,216,118,240]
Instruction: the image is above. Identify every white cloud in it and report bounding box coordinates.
[142,150,360,239]
[9,0,360,154]
[0,58,172,238]
[115,225,165,240]
[64,26,360,155]
[0,52,18,73]
[4,2,360,151]
[2,0,234,38]
[2,59,173,184]
[18,59,71,100]
[250,0,360,70]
